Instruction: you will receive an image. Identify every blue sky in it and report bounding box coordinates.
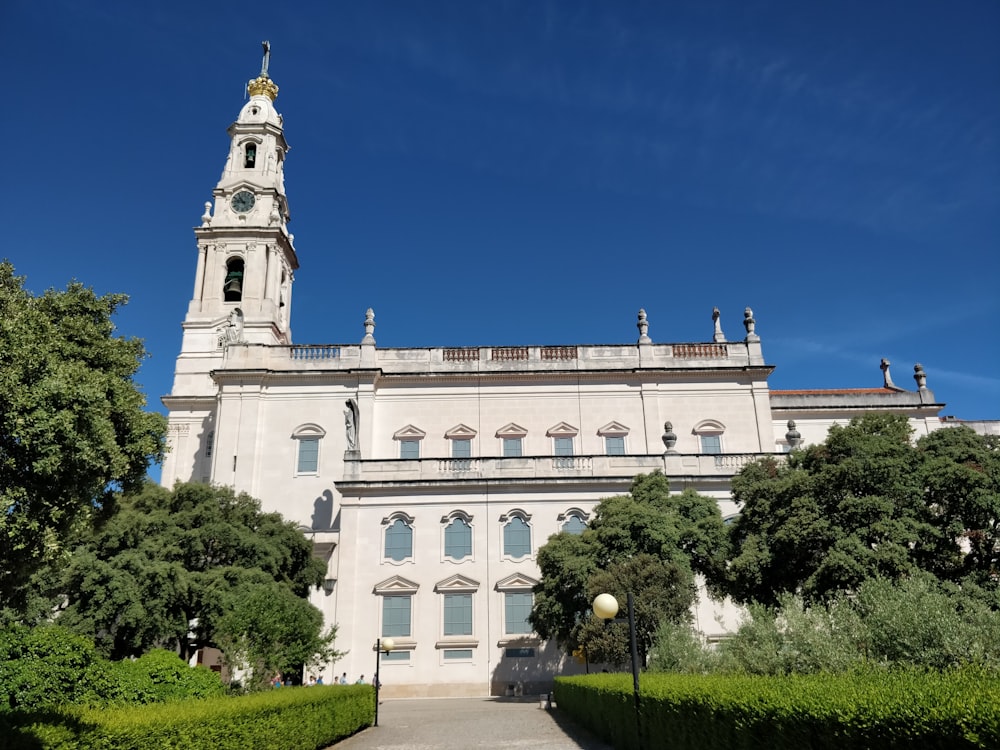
[2,0,998,438]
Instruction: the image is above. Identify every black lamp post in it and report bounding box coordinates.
[373,637,394,727]
[593,592,642,750]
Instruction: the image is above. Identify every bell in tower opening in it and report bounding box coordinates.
[244,143,257,168]
[223,258,245,302]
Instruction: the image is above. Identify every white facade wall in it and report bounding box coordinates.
[161,65,948,697]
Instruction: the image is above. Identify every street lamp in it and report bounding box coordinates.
[373,637,394,727]
[592,593,642,750]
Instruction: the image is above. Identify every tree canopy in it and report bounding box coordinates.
[530,472,726,667]
[0,261,166,614]
[57,482,328,668]
[726,414,1000,605]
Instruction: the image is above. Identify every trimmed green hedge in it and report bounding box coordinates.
[1,685,374,750]
[554,670,1000,750]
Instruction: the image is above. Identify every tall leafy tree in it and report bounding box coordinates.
[0,262,166,615]
[726,414,1000,605]
[531,472,726,667]
[58,482,327,664]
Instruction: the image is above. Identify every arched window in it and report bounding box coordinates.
[223,258,244,302]
[443,513,473,560]
[561,513,587,535]
[291,424,325,476]
[693,419,726,454]
[501,511,532,559]
[383,514,414,562]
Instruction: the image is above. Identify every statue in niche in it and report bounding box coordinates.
[344,399,359,452]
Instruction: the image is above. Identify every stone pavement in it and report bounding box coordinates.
[326,696,614,750]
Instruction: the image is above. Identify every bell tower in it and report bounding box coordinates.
[181,41,298,355]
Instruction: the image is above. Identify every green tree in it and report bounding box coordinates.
[58,482,327,663]
[531,472,725,667]
[216,583,343,690]
[726,414,1000,605]
[0,262,166,614]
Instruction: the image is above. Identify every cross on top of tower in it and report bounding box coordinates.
[260,40,271,78]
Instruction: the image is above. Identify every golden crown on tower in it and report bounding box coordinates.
[247,40,279,101]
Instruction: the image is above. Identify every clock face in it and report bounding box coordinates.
[231,190,255,213]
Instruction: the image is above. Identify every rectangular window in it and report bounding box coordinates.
[443,593,473,636]
[700,435,722,454]
[443,649,473,660]
[502,437,523,457]
[382,650,409,661]
[382,595,411,638]
[452,439,471,458]
[605,436,625,455]
[400,440,420,459]
[554,437,574,456]
[297,438,319,473]
[504,591,532,634]
[504,647,535,658]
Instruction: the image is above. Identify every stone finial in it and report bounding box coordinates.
[662,421,677,452]
[362,307,376,345]
[880,358,897,389]
[785,419,802,449]
[712,306,726,343]
[201,201,212,227]
[913,363,928,390]
[743,307,759,341]
[637,309,651,344]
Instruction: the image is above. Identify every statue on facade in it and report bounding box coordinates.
[219,307,245,349]
[712,306,726,342]
[344,399,359,452]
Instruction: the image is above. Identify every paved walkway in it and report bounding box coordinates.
[326,697,614,750]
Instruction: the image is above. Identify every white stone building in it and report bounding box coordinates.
[161,57,946,697]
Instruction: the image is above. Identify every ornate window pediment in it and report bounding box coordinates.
[498,509,531,523]
[496,572,539,592]
[441,510,473,524]
[546,422,579,437]
[393,425,426,440]
[445,424,477,439]
[557,507,590,522]
[693,419,726,434]
[495,423,528,438]
[291,423,326,439]
[597,421,630,437]
[374,575,420,595]
[434,575,480,593]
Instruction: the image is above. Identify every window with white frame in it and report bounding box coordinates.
[598,421,630,456]
[445,424,476,464]
[561,512,588,535]
[502,437,523,457]
[504,591,533,634]
[496,423,528,458]
[291,424,325,475]
[502,511,531,558]
[547,422,578,460]
[383,514,414,562]
[443,593,473,636]
[382,595,411,637]
[394,425,425,460]
[443,513,472,560]
[694,420,725,454]
[452,439,471,458]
